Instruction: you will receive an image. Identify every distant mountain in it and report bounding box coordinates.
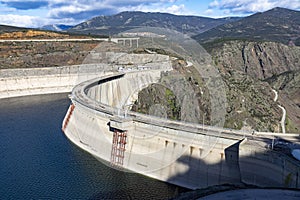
[0,25,29,33]
[69,11,241,36]
[194,7,300,46]
[40,24,73,32]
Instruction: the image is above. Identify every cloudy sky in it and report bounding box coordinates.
[0,0,299,28]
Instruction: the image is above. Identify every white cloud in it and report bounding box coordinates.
[0,14,76,27]
[0,1,188,27]
[165,4,186,15]
[2,0,299,27]
[46,0,185,19]
[49,3,91,18]
[120,3,189,15]
[0,14,46,27]
[209,0,300,14]
[204,9,214,15]
[0,0,183,26]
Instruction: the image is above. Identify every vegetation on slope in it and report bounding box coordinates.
[194,7,300,46]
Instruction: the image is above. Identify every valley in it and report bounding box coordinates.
[0,8,299,132]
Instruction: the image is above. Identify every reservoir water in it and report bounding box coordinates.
[0,94,186,199]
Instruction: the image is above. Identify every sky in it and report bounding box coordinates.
[0,0,299,28]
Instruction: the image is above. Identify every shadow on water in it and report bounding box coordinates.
[87,167,189,200]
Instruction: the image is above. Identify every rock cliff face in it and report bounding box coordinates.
[132,59,211,124]
[133,41,300,132]
[210,41,300,80]
[266,71,300,131]
[210,41,300,132]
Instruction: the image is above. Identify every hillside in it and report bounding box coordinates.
[0,25,30,34]
[0,26,110,40]
[194,7,300,46]
[208,41,300,131]
[0,30,70,39]
[131,41,300,132]
[69,11,240,36]
[209,41,300,80]
[0,41,99,69]
[0,28,101,69]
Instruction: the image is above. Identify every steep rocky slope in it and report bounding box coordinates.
[208,41,300,132]
[209,41,300,80]
[266,70,300,131]
[132,41,299,132]
[132,59,211,124]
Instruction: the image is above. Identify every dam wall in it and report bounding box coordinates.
[63,72,300,189]
[0,53,170,99]
[239,142,300,188]
[87,70,164,108]
[0,64,113,99]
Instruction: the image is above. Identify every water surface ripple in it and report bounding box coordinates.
[0,94,186,199]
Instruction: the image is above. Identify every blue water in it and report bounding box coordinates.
[0,94,187,199]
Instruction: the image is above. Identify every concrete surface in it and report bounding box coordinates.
[63,70,300,190]
[0,53,169,99]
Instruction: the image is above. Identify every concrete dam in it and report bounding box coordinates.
[59,54,300,189]
[1,52,299,190]
[0,64,114,99]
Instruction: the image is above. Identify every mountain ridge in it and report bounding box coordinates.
[40,24,73,32]
[194,7,300,46]
[68,11,241,36]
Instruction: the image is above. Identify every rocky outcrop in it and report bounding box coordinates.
[133,42,300,132]
[210,41,300,132]
[131,84,181,120]
[211,41,300,80]
[222,72,282,131]
[266,71,300,132]
[132,59,211,124]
